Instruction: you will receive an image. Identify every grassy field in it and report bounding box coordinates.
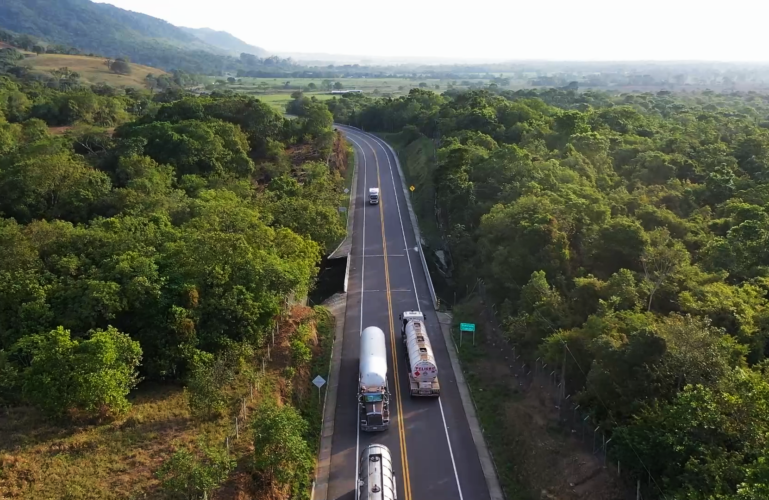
[206,76,451,96]
[253,91,336,112]
[207,75,472,112]
[19,54,166,88]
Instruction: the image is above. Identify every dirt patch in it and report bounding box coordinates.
[287,143,320,167]
[454,298,629,500]
[48,126,75,136]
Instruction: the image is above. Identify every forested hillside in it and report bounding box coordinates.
[329,88,769,499]
[181,27,268,58]
[0,0,288,74]
[0,53,345,497]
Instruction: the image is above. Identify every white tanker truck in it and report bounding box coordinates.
[399,311,440,397]
[358,443,397,500]
[359,326,390,431]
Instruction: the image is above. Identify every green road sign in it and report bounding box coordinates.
[460,323,476,332]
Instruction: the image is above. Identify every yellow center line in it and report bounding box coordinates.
[375,142,412,500]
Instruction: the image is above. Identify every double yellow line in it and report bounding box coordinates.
[372,140,413,500]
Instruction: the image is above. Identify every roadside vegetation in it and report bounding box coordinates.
[0,47,345,499]
[335,88,769,499]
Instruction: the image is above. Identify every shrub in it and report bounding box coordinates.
[156,442,234,499]
[16,326,142,418]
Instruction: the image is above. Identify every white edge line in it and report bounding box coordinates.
[361,130,465,500]
[347,135,367,500]
[439,399,464,500]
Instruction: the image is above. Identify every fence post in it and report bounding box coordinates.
[637,479,641,500]
[235,417,239,440]
[593,426,600,453]
[226,436,230,456]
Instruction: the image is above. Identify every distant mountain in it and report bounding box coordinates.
[181,27,267,58]
[0,0,276,73]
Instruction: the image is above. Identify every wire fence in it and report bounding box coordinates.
[471,280,664,500]
[202,300,296,500]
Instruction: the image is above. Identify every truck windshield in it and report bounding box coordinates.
[363,393,383,403]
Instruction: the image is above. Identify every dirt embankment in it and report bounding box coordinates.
[329,130,349,176]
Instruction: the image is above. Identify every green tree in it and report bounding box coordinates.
[109,58,132,75]
[115,119,255,178]
[641,229,689,311]
[156,442,234,500]
[614,370,769,499]
[252,399,314,498]
[16,325,142,418]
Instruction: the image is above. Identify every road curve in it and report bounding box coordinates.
[325,126,491,500]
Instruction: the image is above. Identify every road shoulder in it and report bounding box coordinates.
[437,311,505,500]
[329,130,360,260]
[313,292,347,500]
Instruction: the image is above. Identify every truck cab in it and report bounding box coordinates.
[369,188,380,204]
[360,388,389,431]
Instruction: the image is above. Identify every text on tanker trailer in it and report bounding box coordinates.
[358,443,397,500]
[399,311,440,397]
[359,326,390,431]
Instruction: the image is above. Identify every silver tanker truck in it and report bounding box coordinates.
[399,311,440,397]
[359,326,390,431]
[358,443,397,500]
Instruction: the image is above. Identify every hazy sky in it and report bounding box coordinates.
[98,0,769,61]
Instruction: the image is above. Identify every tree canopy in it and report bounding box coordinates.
[0,66,346,418]
[335,87,769,498]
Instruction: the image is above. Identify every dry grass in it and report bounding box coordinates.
[19,54,166,88]
[0,305,330,500]
[0,384,199,499]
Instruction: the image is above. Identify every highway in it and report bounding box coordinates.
[326,126,491,500]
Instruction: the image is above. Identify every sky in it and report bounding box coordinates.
[98,0,769,62]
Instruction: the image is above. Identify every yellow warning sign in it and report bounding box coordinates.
[409,185,416,192]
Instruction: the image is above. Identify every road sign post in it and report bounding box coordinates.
[459,323,476,348]
[312,375,326,404]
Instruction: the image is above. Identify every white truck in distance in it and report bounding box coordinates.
[369,187,380,204]
[399,311,440,397]
[359,326,390,431]
[358,444,397,500]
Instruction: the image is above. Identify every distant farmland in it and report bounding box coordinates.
[203,76,472,111]
[20,54,166,88]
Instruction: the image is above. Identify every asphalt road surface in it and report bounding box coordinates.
[326,126,491,500]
